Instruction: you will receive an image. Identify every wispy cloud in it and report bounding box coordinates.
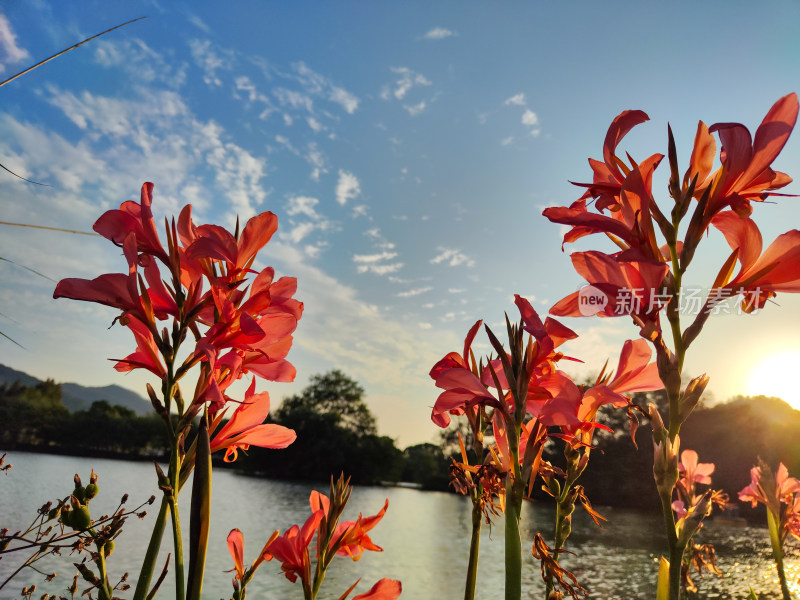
[234,75,274,115]
[0,15,29,73]
[286,195,321,219]
[404,101,426,117]
[188,39,233,87]
[354,251,398,264]
[292,61,360,114]
[355,262,404,275]
[306,142,327,181]
[430,247,475,268]
[186,14,212,34]
[94,38,187,88]
[423,27,455,40]
[282,195,336,248]
[504,93,526,106]
[353,240,403,275]
[329,86,360,114]
[382,67,431,101]
[336,169,361,205]
[397,286,433,297]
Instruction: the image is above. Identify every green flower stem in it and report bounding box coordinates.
[546,486,573,599]
[132,497,169,600]
[94,545,114,600]
[505,447,523,600]
[168,439,186,600]
[766,509,792,600]
[464,498,482,600]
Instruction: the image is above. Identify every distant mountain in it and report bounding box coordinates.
[0,363,151,415]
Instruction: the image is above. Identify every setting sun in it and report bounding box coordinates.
[746,351,800,410]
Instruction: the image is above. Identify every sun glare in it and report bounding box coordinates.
[746,351,800,410]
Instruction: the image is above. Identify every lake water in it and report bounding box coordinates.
[1,451,798,599]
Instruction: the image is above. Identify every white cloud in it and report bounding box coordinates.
[292,61,359,114]
[423,27,455,40]
[353,249,403,275]
[335,169,361,205]
[351,204,368,218]
[501,136,514,146]
[274,134,299,154]
[273,87,314,112]
[282,195,336,246]
[0,15,29,73]
[430,247,475,268]
[304,244,323,258]
[43,84,266,219]
[286,195,321,219]
[329,86,359,114]
[285,221,316,244]
[448,288,466,294]
[397,287,433,297]
[418,322,433,329]
[404,101,426,117]
[235,76,270,104]
[94,39,187,88]
[521,109,539,127]
[356,263,404,275]
[306,143,327,181]
[187,14,212,34]
[353,251,398,264]
[188,39,232,87]
[505,93,527,106]
[387,67,431,100]
[307,116,323,132]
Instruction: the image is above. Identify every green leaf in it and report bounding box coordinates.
[186,415,212,600]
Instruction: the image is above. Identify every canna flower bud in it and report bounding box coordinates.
[146,383,167,417]
[653,419,680,497]
[678,374,709,423]
[648,404,666,444]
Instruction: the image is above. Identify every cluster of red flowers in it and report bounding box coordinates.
[544,94,800,326]
[54,182,302,458]
[227,481,400,600]
[430,294,662,476]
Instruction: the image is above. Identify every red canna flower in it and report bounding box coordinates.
[347,578,402,600]
[209,378,296,462]
[710,211,800,313]
[739,463,800,509]
[112,314,166,377]
[264,508,325,584]
[577,338,662,420]
[549,250,669,321]
[696,93,798,220]
[93,181,169,263]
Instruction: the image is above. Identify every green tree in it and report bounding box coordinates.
[274,370,377,436]
[402,443,450,490]
[245,370,400,484]
[0,379,68,446]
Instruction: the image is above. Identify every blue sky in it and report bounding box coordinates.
[2,1,800,447]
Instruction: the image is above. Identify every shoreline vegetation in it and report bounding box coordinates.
[3,370,800,521]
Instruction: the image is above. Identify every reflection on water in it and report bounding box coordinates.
[0,451,797,599]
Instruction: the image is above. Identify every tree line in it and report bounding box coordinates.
[2,371,798,515]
